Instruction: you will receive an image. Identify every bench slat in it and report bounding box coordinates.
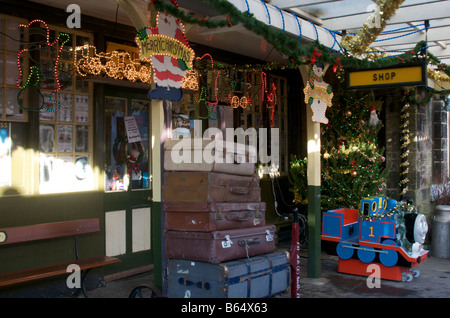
[0,256,121,287]
[0,219,100,245]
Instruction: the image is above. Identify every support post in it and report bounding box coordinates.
[306,117,321,278]
[150,99,164,291]
[299,65,323,278]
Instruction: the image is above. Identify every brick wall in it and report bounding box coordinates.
[385,92,437,218]
[410,99,433,216]
[385,90,401,200]
[432,100,448,185]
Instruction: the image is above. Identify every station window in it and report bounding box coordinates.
[37,25,94,194]
[104,97,151,192]
[0,15,29,195]
[0,16,28,122]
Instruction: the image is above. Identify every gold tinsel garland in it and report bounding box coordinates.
[399,102,410,196]
[340,0,405,56]
[427,68,450,83]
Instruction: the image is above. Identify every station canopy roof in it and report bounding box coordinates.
[30,0,450,81]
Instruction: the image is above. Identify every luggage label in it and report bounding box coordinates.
[221,230,274,249]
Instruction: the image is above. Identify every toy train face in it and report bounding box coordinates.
[321,196,429,268]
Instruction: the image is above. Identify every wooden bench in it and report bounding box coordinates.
[0,218,120,297]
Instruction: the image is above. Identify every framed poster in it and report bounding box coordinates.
[75,125,89,152]
[58,93,73,122]
[75,95,89,122]
[57,124,73,152]
[39,124,55,153]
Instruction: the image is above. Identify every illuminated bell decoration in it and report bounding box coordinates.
[230,95,249,109]
[228,80,251,109]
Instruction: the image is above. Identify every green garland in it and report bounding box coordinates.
[150,0,430,71]
[358,209,395,221]
[427,50,450,78]
[393,201,418,251]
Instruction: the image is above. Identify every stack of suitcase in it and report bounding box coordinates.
[163,139,290,298]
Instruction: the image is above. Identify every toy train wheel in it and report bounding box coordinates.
[336,242,354,260]
[379,240,399,267]
[411,269,420,278]
[402,272,413,282]
[357,247,375,263]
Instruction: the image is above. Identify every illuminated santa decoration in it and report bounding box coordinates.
[136,12,195,101]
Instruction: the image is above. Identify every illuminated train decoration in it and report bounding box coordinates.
[321,197,429,282]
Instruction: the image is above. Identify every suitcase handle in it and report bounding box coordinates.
[238,238,260,246]
[225,212,253,222]
[229,187,248,195]
[178,277,211,290]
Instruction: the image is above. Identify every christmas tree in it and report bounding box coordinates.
[290,70,388,211]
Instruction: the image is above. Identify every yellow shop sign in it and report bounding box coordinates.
[346,63,426,89]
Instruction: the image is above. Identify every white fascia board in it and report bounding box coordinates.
[225,0,342,50]
[270,0,340,9]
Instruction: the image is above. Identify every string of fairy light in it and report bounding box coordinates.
[16,19,70,112]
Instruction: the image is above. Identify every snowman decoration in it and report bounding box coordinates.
[304,63,333,124]
[144,12,194,101]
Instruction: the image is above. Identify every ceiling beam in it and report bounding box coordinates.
[288,7,323,25]
[323,1,450,31]
[437,41,447,49]
[268,0,342,9]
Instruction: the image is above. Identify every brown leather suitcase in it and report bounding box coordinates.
[164,202,266,232]
[164,225,276,264]
[162,171,261,203]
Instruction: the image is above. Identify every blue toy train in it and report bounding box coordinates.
[321,196,429,281]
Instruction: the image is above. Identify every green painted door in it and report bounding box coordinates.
[102,86,153,275]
